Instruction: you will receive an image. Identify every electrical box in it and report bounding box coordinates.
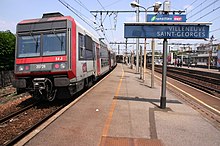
[163,0,171,12]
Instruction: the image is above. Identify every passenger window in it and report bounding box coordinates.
[79,33,85,59]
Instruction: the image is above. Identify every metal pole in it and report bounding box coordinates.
[151,38,155,88]
[136,0,139,73]
[125,38,128,65]
[118,45,120,55]
[208,51,211,70]
[131,44,134,69]
[160,38,168,109]
[143,38,147,80]
[143,9,147,81]
[140,45,143,79]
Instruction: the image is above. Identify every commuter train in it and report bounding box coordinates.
[12,12,116,101]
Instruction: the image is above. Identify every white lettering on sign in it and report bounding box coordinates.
[156,26,206,38]
[168,26,205,32]
[157,31,206,38]
[56,57,63,61]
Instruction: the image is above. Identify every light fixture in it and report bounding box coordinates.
[130,1,140,8]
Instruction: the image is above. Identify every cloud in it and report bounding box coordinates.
[0,19,16,33]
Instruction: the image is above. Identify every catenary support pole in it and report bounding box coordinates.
[136,0,139,73]
[160,38,168,109]
[140,45,143,79]
[143,38,147,80]
[151,38,155,88]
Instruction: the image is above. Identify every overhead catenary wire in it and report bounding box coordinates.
[209,15,220,22]
[184,0,198,11]
[103,0,123,9]
[73,0,91,13]
[187,0,219,20]
[59,0,94,25]
[58,0,103,39]
[95,0,116,44]
[210,27,220,33]
[187,0,208,15]
[96,0,106,10]
[108,16,115,42]
[193,5,220,22]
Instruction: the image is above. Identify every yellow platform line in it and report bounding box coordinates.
[99,64,124,146]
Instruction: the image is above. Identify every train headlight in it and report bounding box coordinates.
[17,65,30,72]
[53,62,67,71]
[60,63,66,69]
[18,66,24,71]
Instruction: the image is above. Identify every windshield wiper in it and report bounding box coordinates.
[35,37,39,53]
[29,32,39,53]
[52,30,64,52]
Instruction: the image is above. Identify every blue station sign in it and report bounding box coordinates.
[147,14,186,22]
[124,22,211,39]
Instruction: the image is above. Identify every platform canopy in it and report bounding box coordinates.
[124,22,212,39]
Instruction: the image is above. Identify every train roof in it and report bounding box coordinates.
[17,12,100,43]
[17,12,110,49]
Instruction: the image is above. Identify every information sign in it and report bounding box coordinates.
[124,22,210,39]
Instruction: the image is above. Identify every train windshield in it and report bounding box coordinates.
[18,35,41,57]
[42,33,66,56]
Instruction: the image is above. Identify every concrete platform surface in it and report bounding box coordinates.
[19,64,220,146]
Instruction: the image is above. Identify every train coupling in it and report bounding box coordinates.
[32,78,56,101]
[33,78,50,94]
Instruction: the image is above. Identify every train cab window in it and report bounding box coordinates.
[18,35,41,58]
[42,33,66,56]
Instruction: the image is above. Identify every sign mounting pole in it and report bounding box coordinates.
[160,38,168,109]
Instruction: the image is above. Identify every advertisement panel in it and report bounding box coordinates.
[147,14,186,22]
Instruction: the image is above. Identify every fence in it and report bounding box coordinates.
[0,71,14,88]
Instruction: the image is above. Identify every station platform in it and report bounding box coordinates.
[17,64,220,146]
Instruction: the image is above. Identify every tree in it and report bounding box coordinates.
[0,30,15,71]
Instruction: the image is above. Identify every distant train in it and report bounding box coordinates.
[12,12,116,101]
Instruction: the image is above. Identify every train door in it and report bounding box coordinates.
[108,51,111,69]
[96,45,101,75]
[93,43,96,74]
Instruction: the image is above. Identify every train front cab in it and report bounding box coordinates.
[13,13,95,101]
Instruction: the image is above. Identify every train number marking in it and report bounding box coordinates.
[56,57,63,61]
[35,64,46,69]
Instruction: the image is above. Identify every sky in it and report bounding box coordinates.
[1,0,220,54]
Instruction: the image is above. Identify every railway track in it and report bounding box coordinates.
[0,67,114,145]
[0,99,71,146]
[154,65,220,97]
[0,102,38,124]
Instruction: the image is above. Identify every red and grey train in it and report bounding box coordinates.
[12,12,116,101]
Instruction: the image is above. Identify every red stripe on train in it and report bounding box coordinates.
[16,56,67,64]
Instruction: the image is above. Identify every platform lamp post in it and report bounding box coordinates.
[130,1,162,82]
[205,35,216,70]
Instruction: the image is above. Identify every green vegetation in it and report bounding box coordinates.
[0,30,15,71]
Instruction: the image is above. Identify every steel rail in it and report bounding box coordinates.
[0,102,38,124]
